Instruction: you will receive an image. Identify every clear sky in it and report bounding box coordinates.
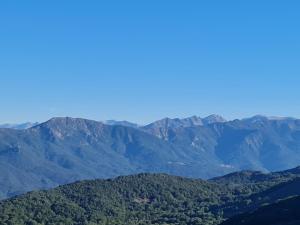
[1,1,300,124]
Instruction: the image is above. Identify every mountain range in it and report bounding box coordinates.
[1,115,300,199]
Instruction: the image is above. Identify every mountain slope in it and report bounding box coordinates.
[221,196,300,225]
[211,166,300,194]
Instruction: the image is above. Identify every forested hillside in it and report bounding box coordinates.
[2,171,300,225]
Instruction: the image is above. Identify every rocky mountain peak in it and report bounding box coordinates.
[203,114,227,124]
[32,117,105,139]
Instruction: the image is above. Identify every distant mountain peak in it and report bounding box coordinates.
[203,114,227,124]
[242,115,269,123]
[142,115,226,140]
[145,114,226,130]
[182,116,203,125]
[45,117,105,124]
[144,116,199,130]
[104,120,139,128]
[267,116,297,121]
[0,122,39,129]
[42,117,88,127]
[33,117,106,140]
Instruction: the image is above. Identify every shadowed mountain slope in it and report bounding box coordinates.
[221,195,300,225]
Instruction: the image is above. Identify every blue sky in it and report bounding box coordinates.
[1,1,300,124]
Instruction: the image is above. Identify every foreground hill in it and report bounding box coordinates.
[0,174,227,225]
[1,115,300,199]
[2,172,300,225]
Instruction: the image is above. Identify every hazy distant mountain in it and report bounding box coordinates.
[1,115,300,199]
[0,122,38,129]
[104,120,139,128]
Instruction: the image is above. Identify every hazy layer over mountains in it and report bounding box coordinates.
[0,114,300,199]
